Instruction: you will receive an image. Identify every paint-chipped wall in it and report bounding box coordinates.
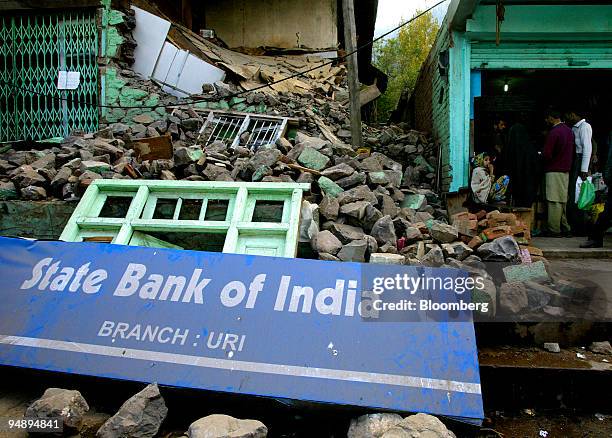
[205,0,337,50]
[409,22,452,191]
[99,0,175,127]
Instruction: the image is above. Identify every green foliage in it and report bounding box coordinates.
[373,11,439,121]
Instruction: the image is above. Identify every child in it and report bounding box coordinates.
[470,152,509,204]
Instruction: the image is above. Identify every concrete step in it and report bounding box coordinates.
[532,236,612,259]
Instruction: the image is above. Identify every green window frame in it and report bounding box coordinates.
[60,180,310,258]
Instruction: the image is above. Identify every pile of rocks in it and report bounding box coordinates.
[23,385,457,438]
[0,106,438,203]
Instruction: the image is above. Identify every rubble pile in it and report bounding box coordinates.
[23,385,460,438]
[0,96,438,201]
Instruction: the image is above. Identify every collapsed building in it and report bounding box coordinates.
[0,1,611,437]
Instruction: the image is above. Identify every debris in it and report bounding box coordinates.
[477,236,520,261]
[369,253,405,265]
[543,342,561,353]
[311,230,343,255]
[347,413,403,438]
[382,413,456,438]
[187,414,267,438]
[503,260,550,283]
[133,134,173,160]
[589,341,612,355]
[25,388,89,432]
[96,383,167,438]
[430,222,458,243]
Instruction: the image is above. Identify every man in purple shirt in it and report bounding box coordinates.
[542,109,574,237]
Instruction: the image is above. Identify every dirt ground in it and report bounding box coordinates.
[479,411,612,438]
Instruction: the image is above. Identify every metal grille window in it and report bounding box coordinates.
[0,10,98,142]
[60,180,310,258]
[197,111,288,150]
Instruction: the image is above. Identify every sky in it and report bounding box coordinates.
[374,0,451,39]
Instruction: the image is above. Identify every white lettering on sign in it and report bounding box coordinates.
[18,258,372,317]
[20,258,107,294]
[113,263,211,304]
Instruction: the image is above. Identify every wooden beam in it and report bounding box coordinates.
[341,0,363,148]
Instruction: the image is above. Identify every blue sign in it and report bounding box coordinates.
[0,237,483,423]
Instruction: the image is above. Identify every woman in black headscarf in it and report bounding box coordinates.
[504,119,541,208]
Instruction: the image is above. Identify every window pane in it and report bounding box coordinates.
[179,199,203,220]
[99,196,133,218]
[153,199,177,219]
[204,199,230,221]
[252,200,284,222]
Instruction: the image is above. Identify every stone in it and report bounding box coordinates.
[340,200,371,221]
[472,277,497,318]
[369,253,405,265]
[174,146,204,166]
[363,204,384,232]
[442,242,473,261]
[415,211,434,223]
[336,172,367,189]
[544,342,561,353]
[311,230,342,255]
[359,156,384,172]
[21,185,47,200]
[337,240,368,262]
[109,122,130,135]
[295,131,328,149]
[337,185,378,206]
[318,176,344,198]
[478,236,520,261]
[378,193,400,217]
[160,170,176,180]
[499,282,529,315]
[371,215,397,246]
[298,147,330,171]
[421,245,445,267]
[329,223,366,243]
[26,388,89,431]
[364,235,378,255]
[321,163,354,180]
[50,166,72,192]
[404,227,423,243]
[319,253,341,262]
[589,341,612,355]
[383,170,402,187]
[430,222,458,243]
[319,196,340,221]
[188,414,267,438]
[80,160,111,174]
[382,413,456,438]
[297,172,315,184]
[97,383,167,438]
[181,117,201,130]
[347,413,403,438]
[13,166,47,188]
[368,171,389,185]
[132,113,154,124]
[30,153,56,170]
[0,181,18,200]
[203,165,233,181]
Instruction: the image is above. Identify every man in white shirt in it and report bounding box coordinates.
[567,111,593,179]
[566,110,593,236]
